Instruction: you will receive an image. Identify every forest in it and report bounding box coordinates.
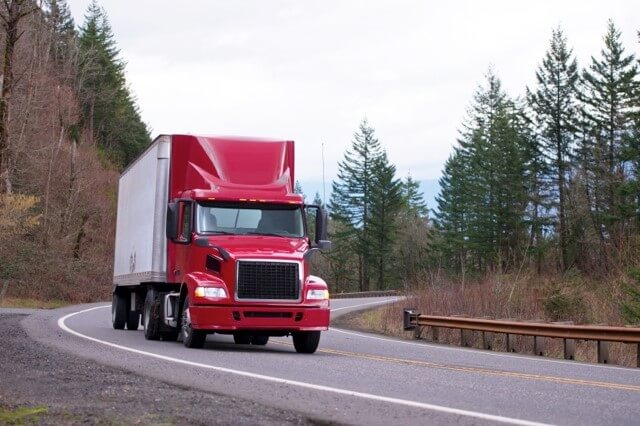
[0,0,149,303]
[1,1,639,327]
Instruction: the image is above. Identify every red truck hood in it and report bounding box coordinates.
[205,235,309,261]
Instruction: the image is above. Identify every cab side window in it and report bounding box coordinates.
[178,202,192,242]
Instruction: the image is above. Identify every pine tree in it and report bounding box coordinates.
[581,20,638,248]
[403,174,429,218]
[330,118,383,291]
[368,152,403,289]
[527,27,580,271]
[435,149,471,273]
[435,70,528,274]
[78,0,150,167]
[45,0,76,67]
[519,104,550,274]
[294,180,305,200]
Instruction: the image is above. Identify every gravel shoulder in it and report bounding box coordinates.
[0,313,320,425]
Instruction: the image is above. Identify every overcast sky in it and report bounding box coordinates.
[68,1,639,186]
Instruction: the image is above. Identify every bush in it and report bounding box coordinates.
[621,268,640,325]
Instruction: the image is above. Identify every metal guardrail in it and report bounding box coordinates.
[403,309,640,367]
[331,290,398,299]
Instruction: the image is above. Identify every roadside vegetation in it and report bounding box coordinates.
[0,1,148,303]
[0,405,48,425]
[311,22,640,344]
[0,0,639,344]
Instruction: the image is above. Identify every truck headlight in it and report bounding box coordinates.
[306,289,329,300]
[195,287,228,298]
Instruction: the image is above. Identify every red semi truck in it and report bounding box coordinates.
[111,134,331,353]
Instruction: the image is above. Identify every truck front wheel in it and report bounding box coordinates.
[181,296,206,348]
[251,335,269,346]
[292,331,321,354]
[112,293,127,330]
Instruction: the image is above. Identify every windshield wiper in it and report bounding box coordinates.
[201,230,237,235]
[243,231,287,238]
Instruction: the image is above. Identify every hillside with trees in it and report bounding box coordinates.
[315,22,640,328]
[1,1,639,330]
[0,0,149,303]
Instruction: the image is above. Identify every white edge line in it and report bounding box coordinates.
[58,305,549,426]
[330,327,640,373]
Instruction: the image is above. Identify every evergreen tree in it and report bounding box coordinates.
[368,153,403,289]
[403,174,429,218]
[78,0,150,167]
[581,20,638,247]
[436,70,528,273]
[45,0,76,67]
[527,27,580,271]
[294,180,305,200]
[519,104,550,274]
[435,148,471,273]
[330,118,383,291]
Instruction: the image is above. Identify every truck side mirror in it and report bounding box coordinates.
[166,202,179,239]
[315,208,328,243]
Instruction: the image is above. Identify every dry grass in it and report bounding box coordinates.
[0,297,68,309]
[345,271,640,368]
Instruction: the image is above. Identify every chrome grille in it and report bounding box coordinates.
[236,261,300,300]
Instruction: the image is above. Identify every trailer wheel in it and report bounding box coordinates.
[143,288,161,340]
[181,296,206,348]
[233,333,252,344]
[112,293,127,330]
[126,309,139,330]
[292,331,321,354]
[251,335,269,346]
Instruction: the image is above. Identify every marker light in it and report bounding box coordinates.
[306,289,329,300]
[195,287,228,298]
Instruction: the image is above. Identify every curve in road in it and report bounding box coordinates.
[20,297,640,425]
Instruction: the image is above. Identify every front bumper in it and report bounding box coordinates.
[189,304,330,332]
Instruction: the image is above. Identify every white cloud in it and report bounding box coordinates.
[69,0,640,182]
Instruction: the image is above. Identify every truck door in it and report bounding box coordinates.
[172,200,193,281]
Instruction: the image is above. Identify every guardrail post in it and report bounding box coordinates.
[564,339,576,360]
[526,320,545,356]
[460,329,472,347]
[480,317,493,349]
[403,309,416,331]
[431,326,439,342]
[506,333,516,352]
[452,315,471,347]
[482,331,493,350]
[597,340,609,364]
[533,336,545,356]
[553,321,575,360]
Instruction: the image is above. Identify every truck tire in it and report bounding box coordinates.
[160,330,179,341]
[251,335,269,346]
[233,333,252,344]
[112,293,127,330]
[126,309,139,330]
[181,296,206,348]
[143,288,161,340]
[292,331,321,354]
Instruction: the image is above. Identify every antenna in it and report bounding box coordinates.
[322,141,326,206]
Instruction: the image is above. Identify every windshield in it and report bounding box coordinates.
[196,202,305,238]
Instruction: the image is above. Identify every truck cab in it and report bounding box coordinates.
[111,135,331,353]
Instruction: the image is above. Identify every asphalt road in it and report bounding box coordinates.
[17,297,640,425]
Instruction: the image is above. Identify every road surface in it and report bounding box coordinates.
[16,297,640,425]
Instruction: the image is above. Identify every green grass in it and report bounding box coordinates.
[0,406,48,425]
[0,297,68,309]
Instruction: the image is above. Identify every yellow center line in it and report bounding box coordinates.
[272,340,640,392]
